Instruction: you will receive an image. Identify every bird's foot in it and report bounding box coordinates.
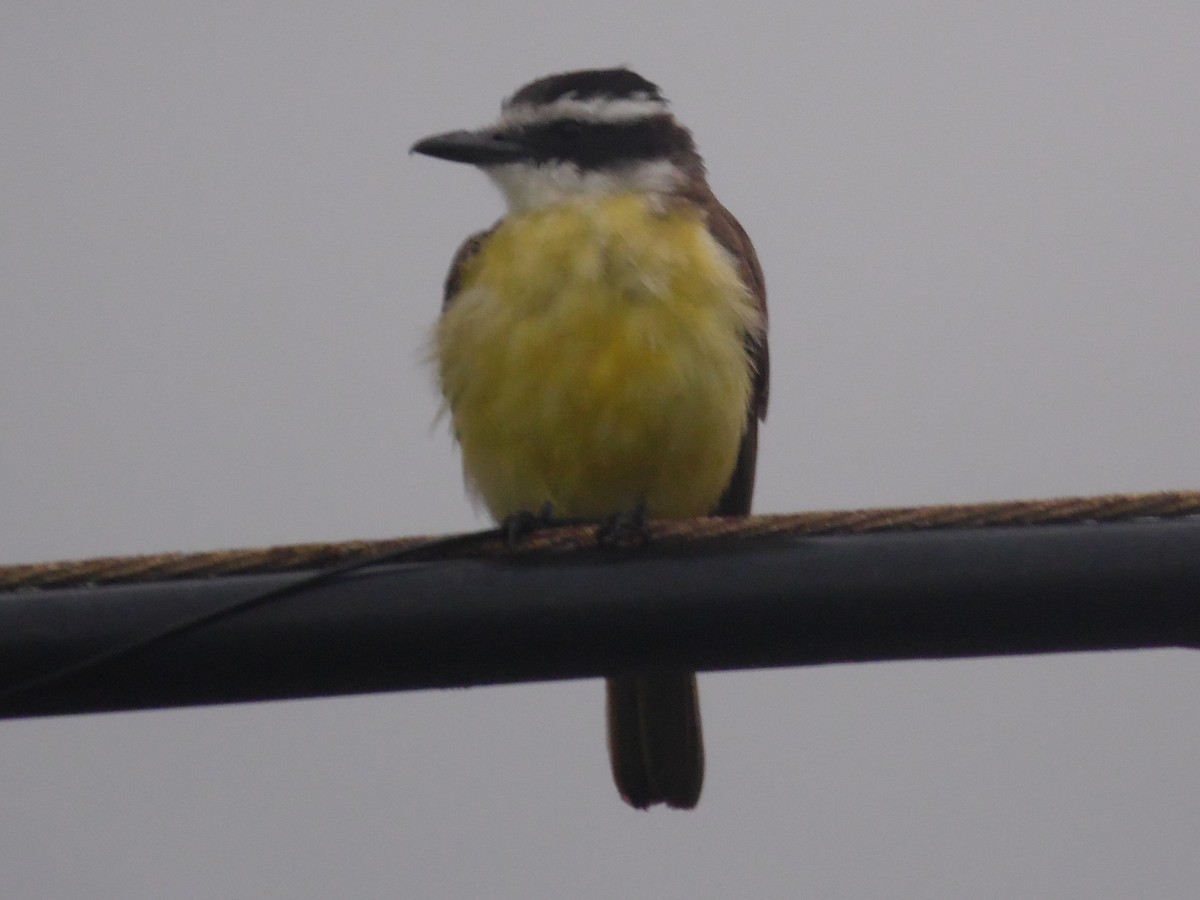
[502,502,558,547]
[596,503,650,549]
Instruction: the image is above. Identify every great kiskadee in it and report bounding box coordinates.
[412,68,769,810]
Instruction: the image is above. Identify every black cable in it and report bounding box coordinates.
[4,517,1197,720]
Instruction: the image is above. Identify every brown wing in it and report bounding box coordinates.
[704,198,769,516]
[441,224,498,310]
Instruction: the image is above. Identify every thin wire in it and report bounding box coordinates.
[0,525,506,708]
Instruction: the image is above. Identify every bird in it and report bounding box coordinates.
[412,67,768,809]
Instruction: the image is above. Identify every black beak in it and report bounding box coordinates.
[410,128,528,165]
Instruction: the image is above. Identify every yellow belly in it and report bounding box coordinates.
[435,194,760,520]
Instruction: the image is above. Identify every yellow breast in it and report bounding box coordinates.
[435,193,760,520]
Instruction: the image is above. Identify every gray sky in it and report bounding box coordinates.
[3,3,1199,898]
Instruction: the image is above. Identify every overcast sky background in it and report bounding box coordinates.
[3,3,1199,898]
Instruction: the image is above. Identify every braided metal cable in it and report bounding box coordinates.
[3,489,1198,591]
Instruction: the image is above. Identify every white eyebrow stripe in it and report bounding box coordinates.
[499,94,669,127]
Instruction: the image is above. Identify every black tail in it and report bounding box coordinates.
[606,672,704,809]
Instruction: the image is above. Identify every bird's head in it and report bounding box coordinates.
[411,67,706,212]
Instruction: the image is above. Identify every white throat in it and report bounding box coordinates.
[485,158,685,213]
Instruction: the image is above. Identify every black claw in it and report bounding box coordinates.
[502,503,558,546]
[596,503,650,548]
